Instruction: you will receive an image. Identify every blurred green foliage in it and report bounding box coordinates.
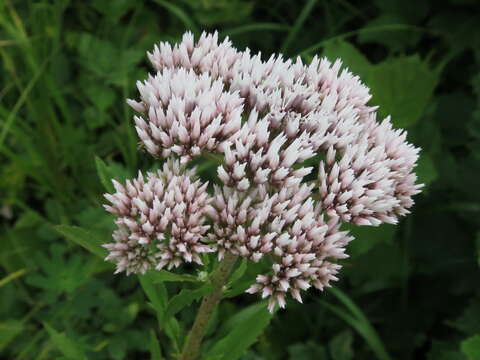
[1,0,480,359]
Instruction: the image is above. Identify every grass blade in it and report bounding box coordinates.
[320,287,392,360]
[281,0,317,54]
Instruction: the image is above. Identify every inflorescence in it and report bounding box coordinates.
[104,32,423,312]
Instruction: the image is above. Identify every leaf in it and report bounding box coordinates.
[44,323,87,360]
[153,0,199,35]
[451,296,480,335]
[149,270,199,283]
[427,340,465,360]
[321,288,392,360]
[0,320,23,352]
[139,274,182,351]
[287,341,326,360]
[416,153,438,188]
[461,335,480,360]
[164,283,213,318]
[357,14,421,51]
[149,330,164,360]
[138,273,168,317]
[329,330,354,360]
[322,40,372,79]
[205,302,274,360]
[95,156,115,193]
[368,56,439,127]
[281,0,317,54]
[55,225,108,259]
[227,258,248,285]
[347,224,396,257]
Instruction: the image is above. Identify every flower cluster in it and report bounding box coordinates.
[104,31,422,312]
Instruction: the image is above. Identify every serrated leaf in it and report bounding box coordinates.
[44,323,87,360]
[164,283,213,319]
[205,302,273,360]
[55,225,107,259]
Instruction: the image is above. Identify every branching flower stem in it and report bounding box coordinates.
[179,252,238,360]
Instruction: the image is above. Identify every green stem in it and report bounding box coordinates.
[179,252,238,360]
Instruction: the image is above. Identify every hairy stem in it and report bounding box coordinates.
[179,252,238,360]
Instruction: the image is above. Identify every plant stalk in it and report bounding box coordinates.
[179,252,238,360]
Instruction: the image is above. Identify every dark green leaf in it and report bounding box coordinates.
[369,56,439,127]
[205,302,273,360]
[0,320,23,352]
[149,330,164,360]
[44,323,87,360]
[461,335,480,360]
[55,225,108,259]
[149,270,199,283]
[164,283,213,318]
[329,330,354,360]
[95,157,115,193]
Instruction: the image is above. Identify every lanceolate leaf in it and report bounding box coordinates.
[44,323,87,360]
[321,287,392,360]
[149,330,164,360]
[205,302,273,360]
[164,283,213,319]
[54,225,108,258]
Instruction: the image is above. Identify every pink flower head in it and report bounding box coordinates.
[104,31,423,312]
[103,160,215,273]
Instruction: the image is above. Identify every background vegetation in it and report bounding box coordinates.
[1,0,480,359]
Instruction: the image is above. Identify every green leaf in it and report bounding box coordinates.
[164,283,213,318]
[322,40,372,79]
[416,153,438,188]
[44,323,87,360]
[138,273,168,317]
[153,0,199,35]
[321,288,392,360]
[451,296,480,335]
[205,302,273,360]
[287,341,326,360]
[329,330,354,360]
[281,0,317,54]
[227,258,248,285]
[461,335,480,360]
[347,224,396,257]
[0,320,23,352]
[357,14,421,51]
[427,340,465,360]
[95,156,115,193]
[149,330,164,360]
[149,270,199,283]
[368,56,439,128]
[139,273,182,351]
[55,225,108,259]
